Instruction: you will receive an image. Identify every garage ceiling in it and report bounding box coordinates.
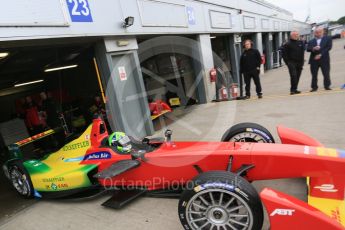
[0,39,98,91]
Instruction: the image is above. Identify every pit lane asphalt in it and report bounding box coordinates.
[0,38,344,230]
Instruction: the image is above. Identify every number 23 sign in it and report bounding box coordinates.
[66,0,93,22]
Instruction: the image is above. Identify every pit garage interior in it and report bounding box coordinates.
[210,34,238,100]
[0,38,106,219]
[137,35,207,129]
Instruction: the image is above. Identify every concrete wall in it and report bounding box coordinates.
[0,0,295,42]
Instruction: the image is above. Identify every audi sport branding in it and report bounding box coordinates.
[313,184,338,192]
[270,209,295,216]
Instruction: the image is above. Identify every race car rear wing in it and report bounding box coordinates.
[7,128,59,160]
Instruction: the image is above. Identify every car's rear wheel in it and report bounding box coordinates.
[9,163,34,198]
[221,122,275,143]
[178,171,263,230]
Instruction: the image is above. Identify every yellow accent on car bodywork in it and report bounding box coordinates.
[308,195,345,227]
[25,125,98,192]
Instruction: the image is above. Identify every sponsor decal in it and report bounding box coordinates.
[235,187,249,200]
[331,207,341,224]
[42,177,65,183]
[200,182,234,192]
[83,151,111,160]
[337,149,345,158]
[15,130,55,146]
[33,162,43,167]
[64,156,84,162]
[85,134,90,140]
[63,141,89,151]
[246,128,271,142]
[252,129,271,141]
[313,184,338,193]
[193,185,202,193]
[51,183,58,190]
[182,201,187,207]
[270,209,295,216]
[304,146,310,155]
[316,148,338,157]
[57,183,69,189]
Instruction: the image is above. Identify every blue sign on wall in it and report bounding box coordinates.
[186,7,196,25]
[66,0,93,22]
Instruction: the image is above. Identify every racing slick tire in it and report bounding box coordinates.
[178,171,263,230]
[221,122,275,143]
[7,162,34,198]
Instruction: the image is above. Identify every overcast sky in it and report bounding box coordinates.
[266,0,345,22]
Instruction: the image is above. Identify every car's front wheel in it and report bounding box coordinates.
[178,171,263,230]
[8,163,34,198]
[221,122,275,143]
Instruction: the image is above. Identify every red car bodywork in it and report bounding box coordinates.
[82,119,345,229]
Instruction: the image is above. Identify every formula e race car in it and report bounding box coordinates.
[2,118,345,230]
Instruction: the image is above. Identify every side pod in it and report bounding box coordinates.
[260,188,344,230]
[277,125,324,147]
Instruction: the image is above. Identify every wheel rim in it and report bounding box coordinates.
[229,131,269,143]
[10,168,29,196]
[186,188,253,230]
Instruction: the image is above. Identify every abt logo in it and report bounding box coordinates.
[270,209,295,216]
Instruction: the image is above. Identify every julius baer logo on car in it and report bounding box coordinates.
[84,152,111,160]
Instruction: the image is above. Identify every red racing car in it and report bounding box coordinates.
[3,118,345,230]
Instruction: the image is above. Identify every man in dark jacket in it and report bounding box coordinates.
[282,31,305,95]
[307,27,333,91]
[240,39,263,99]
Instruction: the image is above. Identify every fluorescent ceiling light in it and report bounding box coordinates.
[0,52,9,58]
[45,64,78,72]
[15,79,44,87]
[210,36,217,39]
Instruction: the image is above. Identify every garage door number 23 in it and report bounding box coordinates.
[68,0,90,16]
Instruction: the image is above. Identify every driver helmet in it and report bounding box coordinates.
[108,132,132,153]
